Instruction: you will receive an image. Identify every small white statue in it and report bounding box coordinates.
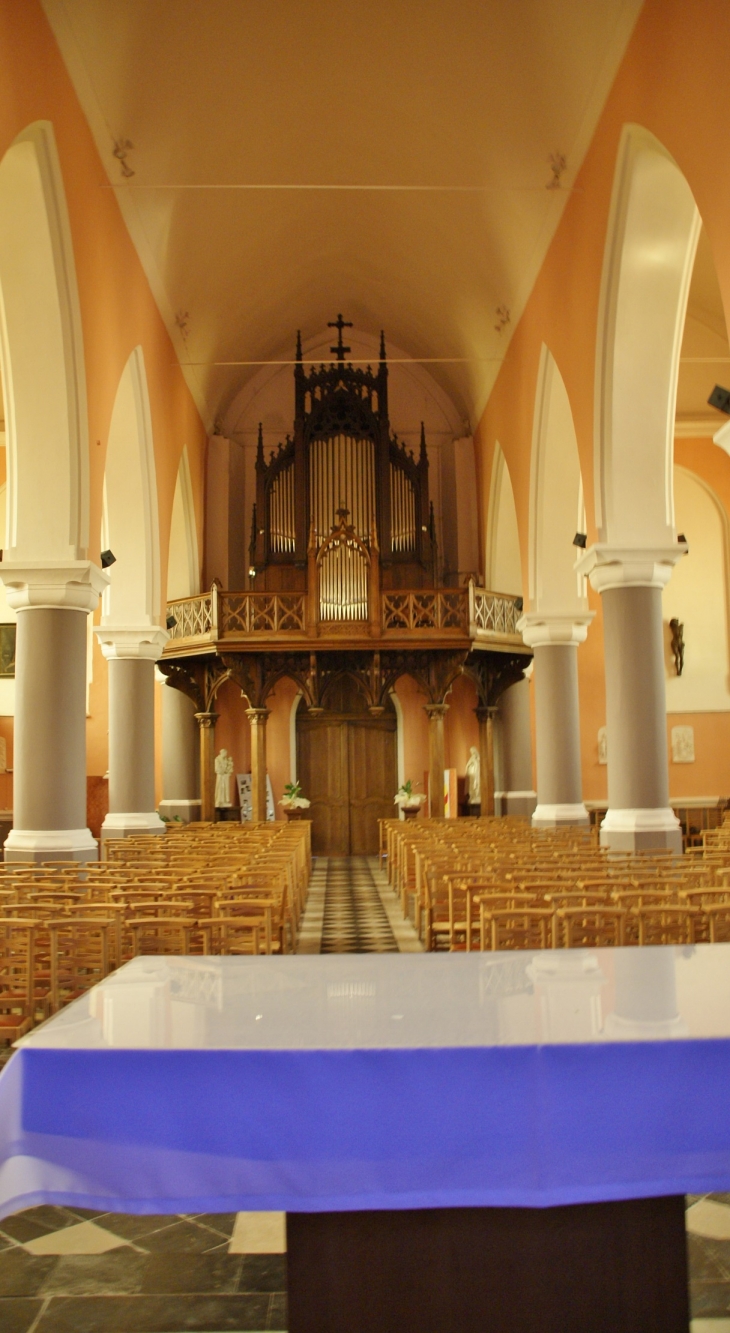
[598,727,608,765]
[214,748,234,807]
[465,745,481,804]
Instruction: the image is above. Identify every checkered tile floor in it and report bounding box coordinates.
[320,856,398,952]
[297,855,423,954]
[0,1197,728,1329]
[0,1206,285,1331]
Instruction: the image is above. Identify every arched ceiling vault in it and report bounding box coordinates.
[43,0,643,431]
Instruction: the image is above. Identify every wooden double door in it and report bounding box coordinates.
[297,692,397,856]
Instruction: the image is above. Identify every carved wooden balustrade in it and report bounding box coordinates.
[164,582,523,656]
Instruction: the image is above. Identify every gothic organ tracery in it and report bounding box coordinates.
[250,319,435,612]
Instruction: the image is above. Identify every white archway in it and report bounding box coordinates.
[594,124,700,548]
[0,122,89,562]
[520,347,591,828]
[167,447,200,601]
[582,125,701,852]
[528,345,587,617]
[101,346,162,631]
[96,346,166,839]
[0,122,103,860]
[160,446,202,823]
[485,444,522,595]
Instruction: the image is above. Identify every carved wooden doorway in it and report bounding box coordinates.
[297,677,397,856]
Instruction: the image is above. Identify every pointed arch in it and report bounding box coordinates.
[167,447,200,600]
[101,346,161,627]
[529,345,587,614]
[595,124,700,547]
[486,443,522,595]
[0,121,89,560]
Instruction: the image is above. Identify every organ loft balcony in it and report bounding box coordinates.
[162,573,525,659]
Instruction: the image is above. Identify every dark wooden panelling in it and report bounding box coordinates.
[348,720,396,855]
[298,705,396,856]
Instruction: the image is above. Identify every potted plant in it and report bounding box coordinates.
[394,780,427,820]
[279,781,311,820]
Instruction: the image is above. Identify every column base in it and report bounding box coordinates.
[158,799,202,824]
[4,827,99,863]
[603,1012,688,1041]
[100,812,166,843]
[495,790,537,818]
[599,807,683,854]
[532,803,590,829]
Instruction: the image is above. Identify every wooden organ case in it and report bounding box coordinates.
[250,317,436,613]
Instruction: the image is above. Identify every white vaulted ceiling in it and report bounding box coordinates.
[43,0,643,430]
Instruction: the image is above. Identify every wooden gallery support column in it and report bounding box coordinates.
[195,711,218,821]
[476,706,496,818]
[424,703,448,818]
[247,708,270,822]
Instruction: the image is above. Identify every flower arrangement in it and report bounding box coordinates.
[394,780,427,811]
[279,780,311,811]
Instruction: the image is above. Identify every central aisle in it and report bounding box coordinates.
[297,856,423,954]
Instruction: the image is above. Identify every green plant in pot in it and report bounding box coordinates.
[280,781,311,818]
[394,780,427,818]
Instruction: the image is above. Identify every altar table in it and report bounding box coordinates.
[1,945,729,1330]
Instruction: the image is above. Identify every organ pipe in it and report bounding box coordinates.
[269,462,296,554]
[309,434,375,544]
[390,462,416,553]
[319,540,368,621]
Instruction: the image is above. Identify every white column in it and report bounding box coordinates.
[0,561,108,862]
[518,613,593,828]
[95,626,168,841]
[579,546,683,854]
[160,682,201,823]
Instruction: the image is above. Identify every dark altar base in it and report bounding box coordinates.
[286,1198,690,1333]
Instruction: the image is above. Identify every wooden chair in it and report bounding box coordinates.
[555,906,626,949]
[47,919,111,1013]
[0,918,35,1041]
[631,905,698,946]
[127,917,202,957]
[480,906,554,953]
[204,916,261,956]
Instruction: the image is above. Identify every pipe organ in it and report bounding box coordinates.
[251,318,436,613]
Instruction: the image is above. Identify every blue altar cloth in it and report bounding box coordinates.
[1,947,730,1218]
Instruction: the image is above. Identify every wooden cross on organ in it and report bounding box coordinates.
[328,314,352,362]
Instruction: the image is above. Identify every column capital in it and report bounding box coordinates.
[0,559,109,612]
[95,625,169,660]
[245,707,270,722]
[194,711,218,728]
[424,702,449,718]
[475,705,498,723]
[517,611,594,648]
[576,543,686,593]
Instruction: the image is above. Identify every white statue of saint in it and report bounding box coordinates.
[214,748,234,807]
[465,745,481,804]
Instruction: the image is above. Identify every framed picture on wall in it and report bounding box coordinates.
[0,625,16,678]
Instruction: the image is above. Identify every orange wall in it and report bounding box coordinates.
[0,1,207,783]
[477,0,730,803]
[393,675,429,799]
[444,673,479,776]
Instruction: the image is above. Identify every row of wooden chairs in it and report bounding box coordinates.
[379,816,730,953]
[0,820,311,1040]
